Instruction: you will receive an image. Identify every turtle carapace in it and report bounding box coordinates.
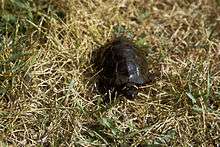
[95,38,149,100]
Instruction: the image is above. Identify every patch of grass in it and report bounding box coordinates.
[1,0,220,146]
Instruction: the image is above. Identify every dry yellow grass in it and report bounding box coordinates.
[0,0,220,146]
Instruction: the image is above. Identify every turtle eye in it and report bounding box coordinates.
[122,85,138,99]
[125,88,138,99]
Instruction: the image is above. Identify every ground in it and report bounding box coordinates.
[0,0,220,146]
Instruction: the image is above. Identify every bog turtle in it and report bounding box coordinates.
[95,37,150,100]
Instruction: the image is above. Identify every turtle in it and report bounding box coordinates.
[94,37,151,100]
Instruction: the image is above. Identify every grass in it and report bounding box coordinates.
[0,0,220,146]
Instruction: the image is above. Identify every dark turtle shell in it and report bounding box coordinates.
[95,38,149,99]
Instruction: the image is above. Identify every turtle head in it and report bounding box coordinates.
[122,84,138,99]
